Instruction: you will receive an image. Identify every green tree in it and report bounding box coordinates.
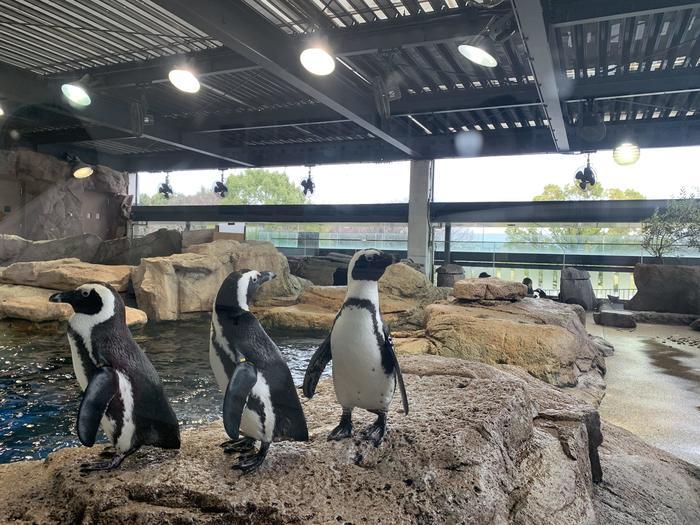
[642,188,700,261]
[138,168,307,206]
[506,183,646,254]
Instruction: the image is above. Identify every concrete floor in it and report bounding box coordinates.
[589,317,700,466]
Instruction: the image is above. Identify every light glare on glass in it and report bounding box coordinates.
[168,69,201,93]
[300,47,336,76]
[0,105,4,116]
[61,83,91,107]
[613,142,640,165]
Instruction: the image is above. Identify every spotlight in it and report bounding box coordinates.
[158,173,173,199]
[613,142,640,165]
[458,34,498,68]
[65,154,94,179]
[61,75,91,107]
[300,47,335,76]
[0,104,4,117]
[168,69,200,93]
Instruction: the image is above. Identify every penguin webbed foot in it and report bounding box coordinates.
[221,437,256,454]
[232,442,270,474]
[327,409,353,441]
[361,411,387,447]
[80,446,140,474]
[99,446,116,458]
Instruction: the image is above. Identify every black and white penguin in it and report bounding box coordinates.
[49,283,180,472]
[303,249,409,446]
[210,269,308,473]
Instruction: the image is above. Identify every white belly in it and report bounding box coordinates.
[331,308,395,411]
[209,343,229,393]
[114,371,136,452]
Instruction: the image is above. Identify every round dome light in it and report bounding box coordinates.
[300,47,335,76]
[73,165,94,179]
[168,69,201,93]
[458,35,498,68]
[61,82,91,107]
[613,142,640,165]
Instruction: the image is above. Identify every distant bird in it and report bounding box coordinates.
[303,249,409,446]
[210,270,308,472]
[479,272,491,278]
[49,283,180,472]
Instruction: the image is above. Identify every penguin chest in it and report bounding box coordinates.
[66,331,90,391]
[239,373,275,443]
[331,308,395,411]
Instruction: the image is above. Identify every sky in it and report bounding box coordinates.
[136,145,700,204]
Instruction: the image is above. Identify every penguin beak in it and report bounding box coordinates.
[49,292,66,303]
[260,271,276,284]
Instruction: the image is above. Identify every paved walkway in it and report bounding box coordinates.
[589,317,700,466]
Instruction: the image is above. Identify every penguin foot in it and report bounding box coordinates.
[232,442,270,474]
[99,446,116,458]
[222,437,256,454]
[327,409,353,441]
[80,446,140,474]
[361,411,387,447]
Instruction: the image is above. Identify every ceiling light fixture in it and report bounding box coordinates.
[300,46,335,76]
[61,75,92,107]
[0,104,4,117]
[613,142,640,165]
[168,68,200,93]
[65,154,94,178]
[458,34,498,68]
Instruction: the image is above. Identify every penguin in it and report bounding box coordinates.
[210,269,308,473]
[303,249,409,446]
[49,283,180,472]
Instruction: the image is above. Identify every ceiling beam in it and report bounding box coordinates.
[50,10,494,90]
[512,0,570,151]
[151,0,420,157]
[0,63,252,168]
[548,0,700,27]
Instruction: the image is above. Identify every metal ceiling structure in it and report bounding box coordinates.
[0,0,699,171]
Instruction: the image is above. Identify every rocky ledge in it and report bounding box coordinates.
[0,355,696,524]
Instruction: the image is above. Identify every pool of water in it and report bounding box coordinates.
[0,316,324,464]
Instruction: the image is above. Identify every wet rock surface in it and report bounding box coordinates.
[1,355,696,524]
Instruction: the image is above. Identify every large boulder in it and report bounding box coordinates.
[181,228,215,250]
[0,258,132,292]
[14,233,103,264]
[395,298,608,406]
[0,234,30,265]
[256,263,449,334]
[289,257,346,285]
[132,240,305,321]
[560,267,597,311]
[627,264,700,314]
[94,229,182,266]
[453,277,527,302]
[0,284,146,328]
[1,355,697,524]
[593,308,637,329]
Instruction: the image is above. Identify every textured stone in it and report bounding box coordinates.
[628,263,700,315]
[0,258,132,292]
[289,257,346,285]
[15,233,103,263]
[1,355,695,525]
[0,283,145,327]
[453,277,527,302]
[395,298,608,405]
[560,267,598,311]
[436,263,465,287]
[132,241,305,321]
[593,309,637,329]
[691,319,700,331]
[94,229,182,266]
[0,234,30,265]
[181,229,215,250]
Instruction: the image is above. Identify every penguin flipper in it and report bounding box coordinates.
[302,335,332,399]
[383,324,409,416]
[223,362,258,440]
[77,367,117,447]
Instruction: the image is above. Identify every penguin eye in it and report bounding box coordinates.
[80,289,90,298]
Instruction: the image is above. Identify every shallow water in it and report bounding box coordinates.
[0,316,324,463]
